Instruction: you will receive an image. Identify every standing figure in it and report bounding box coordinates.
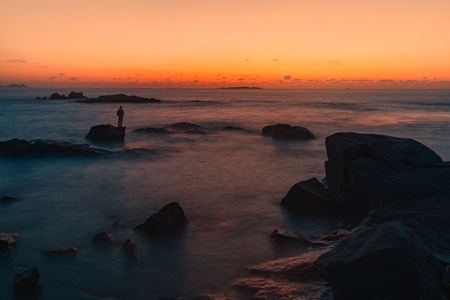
[117,106,124,127]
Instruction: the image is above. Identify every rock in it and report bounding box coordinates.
[46,247,78,256]
[67,91,86,99]
[122,238,139,262]
[91,230,114,244]
[14,266,41,295]
[270,226,310,245]
[0,232,18,256]
[281,177,333,213]
[1,195,18,202]
[222,126,244,131]
[262,124,315,140]
[79,94,161,103]
[315,222,446,300]
[322,132,449,213]
[85,124,126,141]
[134,122,208,135]
[133,127,171,134]
[135,202,188,234]
[49,92,66,99]
[0,138,110,157]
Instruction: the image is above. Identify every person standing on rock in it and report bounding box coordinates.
[117,106,124,127]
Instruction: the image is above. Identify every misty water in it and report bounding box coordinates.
[1,88,450,299]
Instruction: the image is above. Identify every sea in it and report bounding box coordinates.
[0,88,449,299]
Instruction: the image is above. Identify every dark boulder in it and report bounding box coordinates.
[67,91,87,99]
[270,226,309,245]
[79,94,161,103]
[14,266,41,295]
[0,138,110,157]
[1,195,18,202]
[281,177,333,213]
[324,132,446,212]
[0,232,18,256]
[135,202,188,234]
[315,222,446,300]
[85,124,126,141]
[262,124,315,140]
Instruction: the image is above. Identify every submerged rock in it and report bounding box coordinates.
[262,124,315,140]
[134,122,209,135]
[0,138,110,157]
[85,124,126,141]
[122,238,140,262]
[14,266,41,295]
[135,202,188,234]
[91,230,114,244]
[79,94,161,103]
[46,247,79,256]
[0,232,18,256]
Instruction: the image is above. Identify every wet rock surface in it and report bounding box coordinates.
[135,202,188,234]
[0,138,110,157]
[262,124,315,140]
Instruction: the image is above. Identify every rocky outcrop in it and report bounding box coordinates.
[0,139,110,157]
[135,202,188,234]
[48,91,87,99]
[273,132,450,300]
[134,122,208,135]
[85,124,126,141]
[14,266,41,295]
[262,124,315,140]
[316,222,446,300]
[0,232,18,256]
[78,94,161,103]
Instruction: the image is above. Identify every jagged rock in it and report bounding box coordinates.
[270,226,309,245]
[79,94,161,103]
[14,266,41,294]
[122,238,139,262]
[281,177,333,213]
[0,138,110,157]
[262,124,315,140]
[49,92,66,99]
[85,124,126,141]
[0,232,18,256]
[91,230,114,244]
[316,222,446,300]
[135,202,188,234]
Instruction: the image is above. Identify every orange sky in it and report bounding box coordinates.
[1,0,450,88]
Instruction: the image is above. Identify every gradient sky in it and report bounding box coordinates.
[1,0,450,88]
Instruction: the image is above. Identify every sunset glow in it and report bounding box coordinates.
[1,0,450,88]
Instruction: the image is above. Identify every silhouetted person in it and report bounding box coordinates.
[117,106,124,127]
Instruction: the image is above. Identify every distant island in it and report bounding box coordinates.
[220,86,263,90]
[0,84,28,88]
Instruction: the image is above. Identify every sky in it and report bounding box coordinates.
[1,0,450,88]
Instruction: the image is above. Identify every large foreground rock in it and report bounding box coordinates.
[79,94,161,103]
[316,222,446,300]
[324,132,447,212]
[86,124,126,141]
[0,138,110,157]
[14,266,41,295]
[262,124,315,140]
[135,202,188,234]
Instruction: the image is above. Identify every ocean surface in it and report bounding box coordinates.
[1,88,449,299]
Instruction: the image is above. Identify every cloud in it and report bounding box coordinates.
[70,77,77,81]
[329,60,341,64]
[4,59,27,63]
[283,75,292,80]
[272,59,279,62]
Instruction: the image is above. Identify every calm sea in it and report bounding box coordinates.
[1,88,449,299]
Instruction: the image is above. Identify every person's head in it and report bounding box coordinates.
[120,106,122,109]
